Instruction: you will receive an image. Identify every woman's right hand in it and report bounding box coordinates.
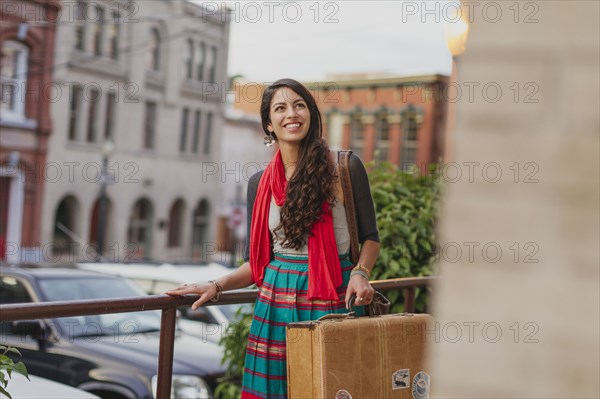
[165,282,218,310]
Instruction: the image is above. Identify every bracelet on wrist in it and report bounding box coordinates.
[350,270,369,280]
[352,263,370,277]
[209,280,223,302]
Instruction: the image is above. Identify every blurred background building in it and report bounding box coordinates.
[216,85,272,265]
[432,1,599,397]
[310,73,449,171]
[231,74,450,171]
[0,0,60,262]
[40,0,230,262]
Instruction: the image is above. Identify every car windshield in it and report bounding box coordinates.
[38,277,161,338]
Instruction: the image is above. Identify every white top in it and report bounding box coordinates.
[269,198,351,257]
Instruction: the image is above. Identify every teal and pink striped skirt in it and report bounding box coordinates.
[241,253,364,399]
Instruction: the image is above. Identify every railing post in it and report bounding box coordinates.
[404,286,416,313]
[157,307,177,399]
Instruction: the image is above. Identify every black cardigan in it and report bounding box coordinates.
[243,152,380,262]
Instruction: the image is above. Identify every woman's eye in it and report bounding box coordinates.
[296,103,305,108]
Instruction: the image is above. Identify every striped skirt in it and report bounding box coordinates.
[241,253,364,399]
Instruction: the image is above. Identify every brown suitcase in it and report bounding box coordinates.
[286,312,433,399]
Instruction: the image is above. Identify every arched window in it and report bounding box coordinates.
[168,199,185,247]
[374,109,390,163]
[53,195,80,256]
[127,198,154,259]
[196,42,205,81]
[1,40,29,120]
[89,196,112,254]
[400,105,423,171]
[184,39,194,80]
[148,28,161,71]
[191,199,209,260]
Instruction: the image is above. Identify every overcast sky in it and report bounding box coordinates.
[220,1,455,82]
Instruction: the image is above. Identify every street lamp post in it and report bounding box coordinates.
[97,140,114,260]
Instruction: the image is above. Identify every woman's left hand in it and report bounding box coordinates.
[345,275,375,310]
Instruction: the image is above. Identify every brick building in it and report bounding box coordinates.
[0,0,60,261]
[232,74,450,171]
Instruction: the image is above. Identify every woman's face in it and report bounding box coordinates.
[267,87,311,146]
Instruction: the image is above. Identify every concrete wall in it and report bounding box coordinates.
[431,1,599,397]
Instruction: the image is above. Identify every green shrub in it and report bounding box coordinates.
[0,345,29,399]
[368,161,441,313]
[214,306,253,399]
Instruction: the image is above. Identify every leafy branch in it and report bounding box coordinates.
[0,345,30,399]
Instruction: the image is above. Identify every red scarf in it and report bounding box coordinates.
[249,149,342,300]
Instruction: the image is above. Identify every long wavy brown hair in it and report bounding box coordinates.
[260,78,337,250]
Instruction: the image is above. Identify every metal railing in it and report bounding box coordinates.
[0,276,436,398]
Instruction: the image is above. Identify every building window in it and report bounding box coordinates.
[375,111,390,162]
[179,108,189,152]
[207,46,217,82]
[127,198,153,260]
[192,110,201,154]
[167,199,185,247]
[104,90,116,140]
[92,6,104,56]
[53,195,80,256]
[89,196,112,252]
[196,43,205,81]
[400,105,421,171]
[86,87,100,142]
[0,40,29,120]
[191,199,209,260]
[349,111,363,157]
[184,39,194,80]
[143,101,157,149]
[203,112,213,154]
[68,85,83,141]
[74,0,86,51]
[108,11,120,59]
[148,28,161,71]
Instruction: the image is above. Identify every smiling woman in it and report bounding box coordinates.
[167,78,381,398]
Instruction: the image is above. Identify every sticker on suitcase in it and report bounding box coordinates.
[334,389,352,399]
[392,368,410,389]
[412,371,430,399]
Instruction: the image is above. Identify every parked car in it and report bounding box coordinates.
[76,263,253,344]
[0,265,226,399]
[1,373,100,399]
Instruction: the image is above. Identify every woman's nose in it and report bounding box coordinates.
[285,105,298,118]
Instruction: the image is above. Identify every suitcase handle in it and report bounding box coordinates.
[315,295,359,321]
[347,294,359,311]
[316,295,360,321]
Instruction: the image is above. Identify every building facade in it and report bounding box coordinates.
[0,0,60,262]
[312,74,449,171]
[232,74,450,171]
[39,0,230,263]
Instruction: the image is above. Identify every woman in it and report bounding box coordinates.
[167,78,380,398]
